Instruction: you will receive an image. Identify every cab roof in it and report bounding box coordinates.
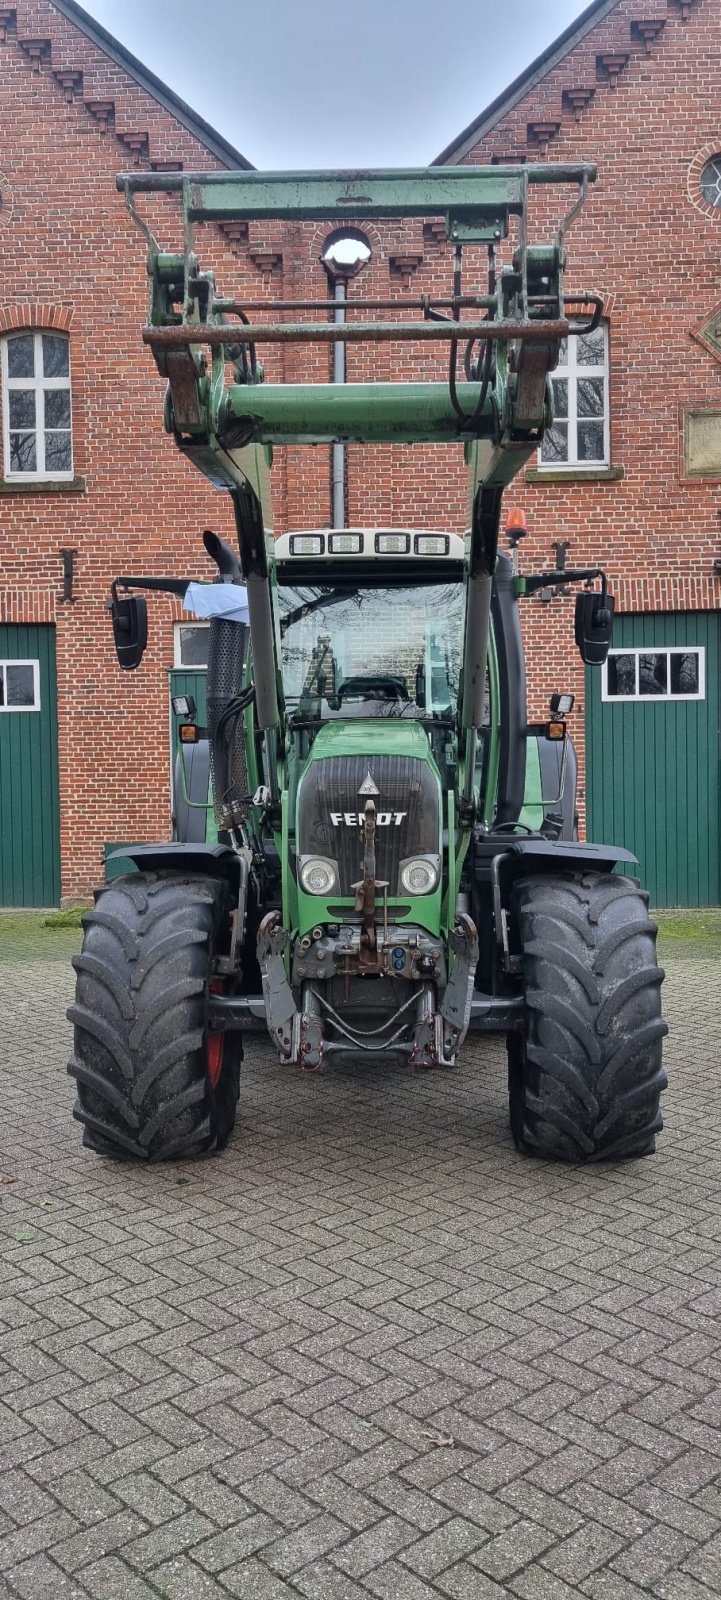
[274,529,466,561]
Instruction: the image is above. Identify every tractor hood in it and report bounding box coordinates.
[294,720,443,933]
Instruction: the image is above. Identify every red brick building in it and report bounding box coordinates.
[0,0,719,906]
[437,0,721,907]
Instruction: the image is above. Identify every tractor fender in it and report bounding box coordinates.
[499,838,637,875]
[105,843,250,902]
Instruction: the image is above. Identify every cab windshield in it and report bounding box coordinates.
[276,581,464,719]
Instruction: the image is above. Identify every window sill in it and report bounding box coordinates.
[0,476,86,495]
[524,466,624,484]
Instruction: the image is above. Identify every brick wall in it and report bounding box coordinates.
[452,0,721,818]
[1,0,719,896]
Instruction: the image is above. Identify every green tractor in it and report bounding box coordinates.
[68,164,667,1163]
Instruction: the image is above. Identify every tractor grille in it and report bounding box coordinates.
[298,755,439,896]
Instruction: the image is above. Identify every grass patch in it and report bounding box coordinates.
[42,908,86,930]
[655,907,721,958]
[0,910,83,962]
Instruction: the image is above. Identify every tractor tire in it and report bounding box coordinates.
[68,872,241,1160]
[508,871,667,1163]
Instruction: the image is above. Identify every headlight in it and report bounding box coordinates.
[400,858,439,895]
[299,857,337,895]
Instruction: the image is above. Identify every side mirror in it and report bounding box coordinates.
[110,590,148,670]
[575,588,614,666]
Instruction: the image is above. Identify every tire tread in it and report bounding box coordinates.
[509,871,667,1163]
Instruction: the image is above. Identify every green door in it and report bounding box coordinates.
[586,611,720,907]
[170,621,210,842]
[0,624,60,906]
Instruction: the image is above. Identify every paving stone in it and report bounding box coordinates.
[0,946,719,1600]
[401,1516,486,1577]
[331,1513,415,1576]
[150,1555,235,1597]
[264,1514,351,1578]
[3,1553,93,1599]
[540,1521,627,1584]
[681,1532,721,1590]
[52,1512,149,1575]
[294,1559,375,1599]
[123,1510,217,1572]
[81,1556,162,1598]
[470,1518,557,1581]
[220,1558,304,1598]
[510,1566,588,1600]
[192,1513,280,1572]
[436,1563,512,1598]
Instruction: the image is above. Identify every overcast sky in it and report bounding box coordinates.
[77,0,590,167]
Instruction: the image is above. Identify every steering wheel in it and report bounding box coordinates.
[336,674,408,702]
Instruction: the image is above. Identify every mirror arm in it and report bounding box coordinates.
[112,575,191,600]
[519,566,605,597]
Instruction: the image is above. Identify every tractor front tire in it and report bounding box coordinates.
[508,872,667,1163]
[68,872,241,1160]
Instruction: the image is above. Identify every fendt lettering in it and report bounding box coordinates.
[330,811,406,827]
[67,162,667,1167]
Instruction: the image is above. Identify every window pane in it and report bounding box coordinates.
[6,334,34,378]
[8,391,36,429]
[44,390,71,429]
[42,334,69,378]
[670,651,699,695]
[9,432,37,472]
[639,653,667,695]
[576,327,605,366]
[577,420,605,461]
[551,377,568,417]
[556,337,568,366]
[177,626,209,667]
[607,653,636,696]
[540,422,568,463]
[577,377,604,418]
[44,432,72,472]
[5,665,35,707]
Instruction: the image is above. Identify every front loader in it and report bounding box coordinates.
[68,165,667,1163]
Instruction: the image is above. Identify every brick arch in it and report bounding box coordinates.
[305,220,385,263]
[0,305,74,334]
[687,143,721,223]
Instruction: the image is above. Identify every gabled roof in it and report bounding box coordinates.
[433,0,619,165]
[53,0,254,169]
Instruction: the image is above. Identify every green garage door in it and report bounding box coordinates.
[0,624,60,906]
[586,611,720,907]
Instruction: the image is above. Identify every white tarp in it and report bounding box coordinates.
[183,583,250,623]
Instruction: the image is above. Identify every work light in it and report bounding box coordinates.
[290,535,325,555]
[414,535,449,555]
[375,533,410,554]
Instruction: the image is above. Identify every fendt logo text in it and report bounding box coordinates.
[330,812,407,827]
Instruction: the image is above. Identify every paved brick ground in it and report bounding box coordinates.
[1,936,720,1599]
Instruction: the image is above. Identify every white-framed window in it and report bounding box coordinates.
[602,647,705,702]
[539,324,609,469]
[2,331,73,480]
[174,622,209,669]
[0,659,40,710]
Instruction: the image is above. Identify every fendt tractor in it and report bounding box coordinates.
[68,165,667,1164]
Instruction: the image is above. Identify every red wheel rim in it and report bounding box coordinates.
[207,980,225,1089]
[206,1029,225,1089]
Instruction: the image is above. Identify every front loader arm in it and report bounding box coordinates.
[118,163,598,825]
